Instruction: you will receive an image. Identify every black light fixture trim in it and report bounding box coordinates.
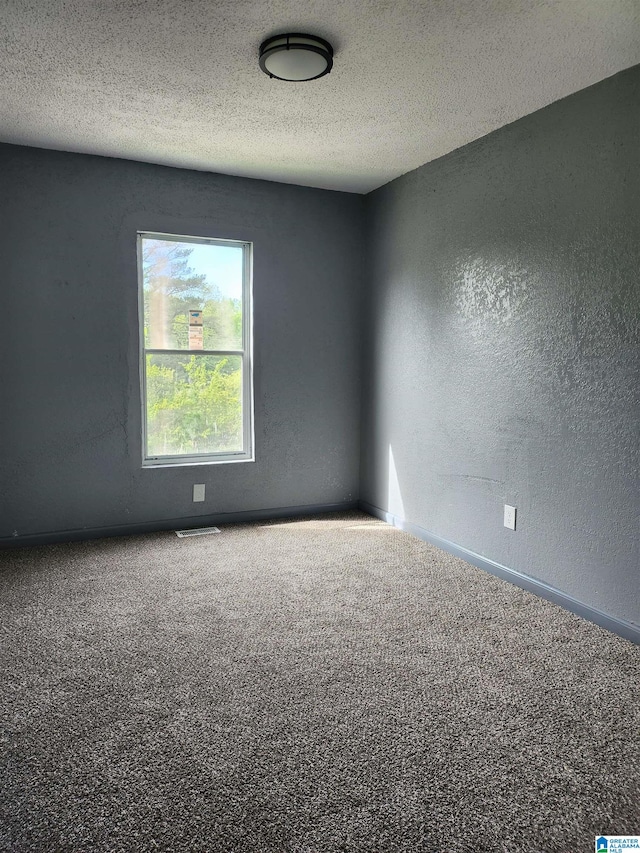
[259,33,334,82]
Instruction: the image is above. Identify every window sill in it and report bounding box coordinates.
[142,455,255,469]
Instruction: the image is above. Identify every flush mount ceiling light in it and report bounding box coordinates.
[259,33,333,82]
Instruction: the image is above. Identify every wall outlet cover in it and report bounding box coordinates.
[193,484,206,502]
[504,504,516,530]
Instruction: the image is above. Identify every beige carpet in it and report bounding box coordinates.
[1,511,638,852]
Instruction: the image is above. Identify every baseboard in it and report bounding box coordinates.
[0,501,359,549]
[360,500,639,645]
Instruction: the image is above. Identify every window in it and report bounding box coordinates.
[138,232,253,466]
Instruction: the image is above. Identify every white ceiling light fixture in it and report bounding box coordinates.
[259,33,333,82]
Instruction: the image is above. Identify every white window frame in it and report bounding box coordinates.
[137,231,254,467]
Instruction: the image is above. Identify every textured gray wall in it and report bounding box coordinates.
[0,145,363,540]
[361,66,640,626]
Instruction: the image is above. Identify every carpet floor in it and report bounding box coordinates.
[0,511,638,852]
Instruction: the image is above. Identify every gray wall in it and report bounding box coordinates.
[0,145,364,540]
[361,66,640,626]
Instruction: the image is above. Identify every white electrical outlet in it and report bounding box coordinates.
[193,484,205,502]
[504,504,516,530]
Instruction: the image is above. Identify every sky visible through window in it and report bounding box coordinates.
[187,243,242,300]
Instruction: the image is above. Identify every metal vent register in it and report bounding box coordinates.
[175,527,221,538]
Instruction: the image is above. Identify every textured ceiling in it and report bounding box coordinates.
[1,0,639,193]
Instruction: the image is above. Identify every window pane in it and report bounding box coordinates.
[146,354,243,457]
[142,237,243,351]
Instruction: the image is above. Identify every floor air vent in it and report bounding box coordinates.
[175,526,221,538]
